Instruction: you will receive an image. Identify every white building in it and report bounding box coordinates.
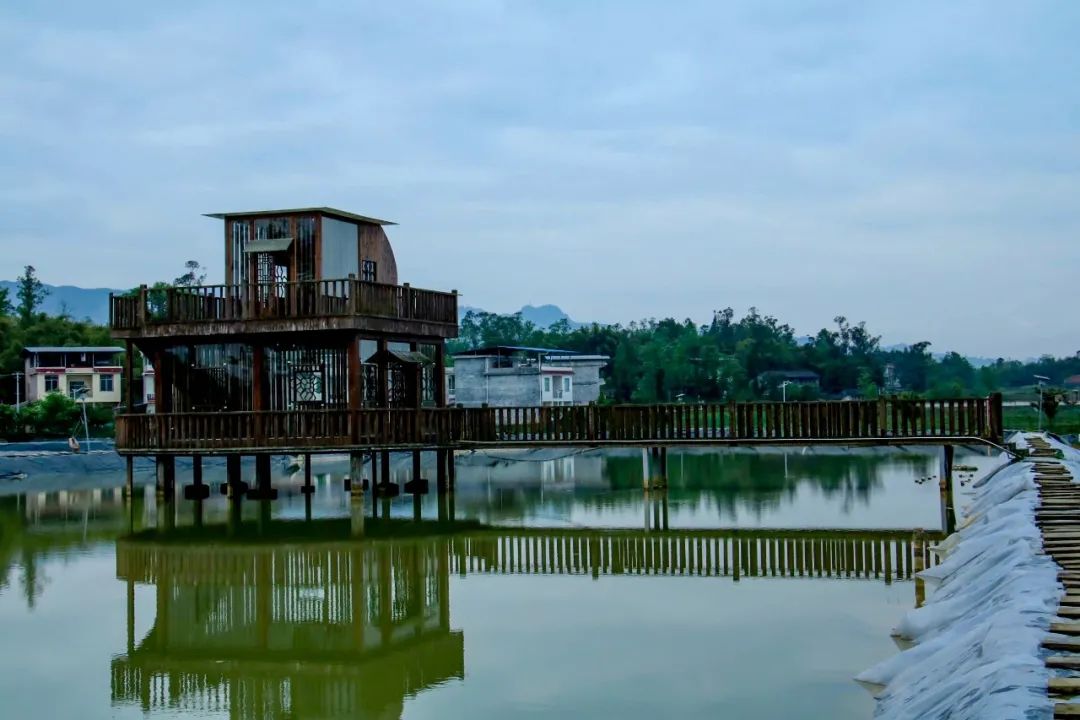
[22,346,125,405]
[451,346,608,408]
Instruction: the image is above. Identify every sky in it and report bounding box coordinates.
[2,1,1078,358]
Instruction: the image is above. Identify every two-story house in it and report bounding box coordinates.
[451,346,608,408]
[23,346,125,404]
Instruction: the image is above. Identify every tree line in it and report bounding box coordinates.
[449,308,1080,403]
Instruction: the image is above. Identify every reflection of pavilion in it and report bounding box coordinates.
[111,520,938,718]
[112,536,460,719]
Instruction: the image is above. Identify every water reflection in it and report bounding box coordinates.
[0,447,966,720]
[104,513,938,719]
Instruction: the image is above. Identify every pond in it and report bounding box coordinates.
[0,445,995,719]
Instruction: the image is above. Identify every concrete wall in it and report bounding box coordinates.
[453,357,542,407]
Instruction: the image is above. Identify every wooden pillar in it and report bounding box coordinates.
[347,335,361,442]
[447,449,456,491]
[253,455,275,500]
[183,454,210,500]
[437,448,448,493]
[155,456,175,500]
[376,338,389,407]
[124,455,135,498]
[124,340,136,413]
[301,453,314,495]
[435,341,447,407]
[252,343,268,440]
[153,347,172,414]
[350,452,366,499]
[381,451,391,485]
[941,445,956,534]
[409,341,422,409]
[225,454,245,498]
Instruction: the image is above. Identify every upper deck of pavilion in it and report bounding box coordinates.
[108,207,458,340]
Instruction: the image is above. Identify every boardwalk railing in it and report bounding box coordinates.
[109,278,458,330]
[115,394,1004,453]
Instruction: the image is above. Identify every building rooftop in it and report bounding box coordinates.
[24,346,125,355]
[203,207,397,226]
[453,345,583,357]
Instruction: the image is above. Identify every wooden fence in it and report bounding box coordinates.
[115,394,1004,453]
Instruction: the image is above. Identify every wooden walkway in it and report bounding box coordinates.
[1025,435,1080,717]
[115,394,1005,455]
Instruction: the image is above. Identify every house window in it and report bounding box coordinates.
[544,377,551,392]
[68,380,86,399]
[99,374,114,393]
[564,377,571,392]
[45,375,59,393]
[361,259,377,283]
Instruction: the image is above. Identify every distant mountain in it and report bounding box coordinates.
[459,303,584,329]
[0,281,119,325]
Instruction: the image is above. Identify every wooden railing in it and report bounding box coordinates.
[115,395,1004,452]
[108,278,458,330]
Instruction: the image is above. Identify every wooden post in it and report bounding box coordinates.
[350,452,365,499]
[124,455,134,498]
[301,453,314,495]
[155,456,175,501]
[437,448,448,493]
[124,340,136,413]
[447,449,456,491]
[183,454,210,501]
[435,341,447,407]
[376,338,389,407]
[381,451,391,486]
[941,444,956,534]
[988,392,1004,444]
[226,454,243,498]
[252,344,268,442]
[253,455,274,500]
[347,335,361,443]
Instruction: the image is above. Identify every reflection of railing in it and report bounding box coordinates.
[115,394,1004,452]
[109,278,458,331]
[110,526,934,717]
[117,528,938,586]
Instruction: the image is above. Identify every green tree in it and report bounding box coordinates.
[15,266,48,325]
[173,260,206,287]
[0,286,11,316]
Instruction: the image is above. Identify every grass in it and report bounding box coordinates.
[1004,404,1080,435]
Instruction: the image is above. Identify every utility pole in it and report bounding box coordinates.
[14,372,22,410]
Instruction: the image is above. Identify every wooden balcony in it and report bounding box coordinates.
[115,395,1005,455]
[109,278,458,340]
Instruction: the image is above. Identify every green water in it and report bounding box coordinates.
[0,447,992,719]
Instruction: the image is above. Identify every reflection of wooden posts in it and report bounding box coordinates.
[350,497,366,536]
[256,553,271,650]
[126,578,135,654]
[437,540,450,630]
[378,547,393,644]
[913,529,926,608]
[351,549,366,647]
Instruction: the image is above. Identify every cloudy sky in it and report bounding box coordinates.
[2,1,1078,357]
